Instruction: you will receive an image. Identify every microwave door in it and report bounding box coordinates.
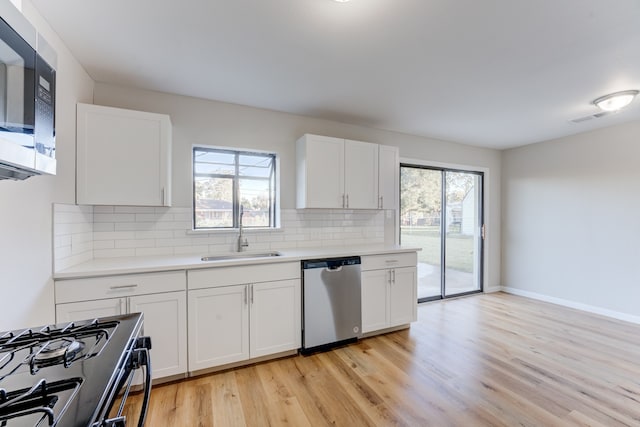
[0,17,35,145]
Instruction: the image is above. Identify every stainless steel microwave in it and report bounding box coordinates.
[0,0,56,180]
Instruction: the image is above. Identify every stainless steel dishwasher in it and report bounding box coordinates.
[302,256,361,352]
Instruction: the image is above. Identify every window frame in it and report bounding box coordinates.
[192,145,278,230]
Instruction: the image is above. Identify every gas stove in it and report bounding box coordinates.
[0,313,151,427]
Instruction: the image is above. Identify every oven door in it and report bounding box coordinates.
[94,337,152,427]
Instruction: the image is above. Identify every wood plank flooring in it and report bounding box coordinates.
[122,292,640,426]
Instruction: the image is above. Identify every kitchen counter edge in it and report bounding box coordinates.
[53,246,421,280]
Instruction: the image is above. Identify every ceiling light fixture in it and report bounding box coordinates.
[334,0,350,2]
[593,90,639,112]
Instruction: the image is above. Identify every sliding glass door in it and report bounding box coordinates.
[400,165,483,301]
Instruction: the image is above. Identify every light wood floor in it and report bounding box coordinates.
[122,292,640,426]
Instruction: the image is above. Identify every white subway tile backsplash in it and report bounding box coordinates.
[53,205,385,271]
[53,204,94,272]
[135,213,162,222]
[93,222,115,232]
[114,206,155,214]
[155,221,192,231]
[93,240,115,250]
[94,248,136,258]
[173,245,208,255]
[135,247,174,257]
[115,239,156,249]
[94,213,135,223]
[55,245,72,259]
[54,235,72,249]
[94,231,135,241]
[93,206,115,214]
[134,230,174,239]
[114,222,155,231]
[173,213,191,221]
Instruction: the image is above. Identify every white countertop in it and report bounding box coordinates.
[54,245,420,280]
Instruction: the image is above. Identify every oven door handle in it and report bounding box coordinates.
[134,346,152,427]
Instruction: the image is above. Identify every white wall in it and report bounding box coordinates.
[502,119,640,318]
[0,0,94,330]
[93,83,502,290]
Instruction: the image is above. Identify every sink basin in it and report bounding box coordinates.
[201,251,282,262]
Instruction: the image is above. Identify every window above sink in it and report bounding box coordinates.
[192,146,279,231]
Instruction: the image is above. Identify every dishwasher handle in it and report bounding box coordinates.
[326,265,343,272]
[302,256,361,270]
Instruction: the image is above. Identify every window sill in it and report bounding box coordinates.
[186,227,283,235]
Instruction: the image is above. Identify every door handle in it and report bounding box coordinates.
[392,269,396,284]
[342,194,345,208]
[346,194,349,208]
[250,285,254,304]
[244,286,248,305]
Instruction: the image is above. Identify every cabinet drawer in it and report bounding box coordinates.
[55,271,186,304]
[361,252,417,271]
[188,262,300,290]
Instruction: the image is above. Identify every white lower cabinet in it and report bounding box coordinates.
[250,279,301,358]
[187,262,301,372]
[54,271,187,381]
[361,253,418,334]
[188,285,250,369]
[129,292,187,379]
[188,278,301,371]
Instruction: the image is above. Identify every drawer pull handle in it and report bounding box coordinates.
[110,284,138,290]
[385,260,399,263]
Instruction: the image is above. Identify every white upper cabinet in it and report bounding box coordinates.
[76,103,172,206]
[378,144,399,209]
[296,134,344,209]
[296,134,379,209]
[344,139,379,209]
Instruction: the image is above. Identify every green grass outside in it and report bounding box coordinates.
[400,226,475,273]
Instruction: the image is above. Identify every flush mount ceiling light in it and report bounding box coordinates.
[333,0,350,2]
[593,90,639,112]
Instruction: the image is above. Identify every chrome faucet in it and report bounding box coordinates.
[237,205,249,252]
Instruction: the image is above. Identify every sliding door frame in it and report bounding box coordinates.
[399,159,487,302]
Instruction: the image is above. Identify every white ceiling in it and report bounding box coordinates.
[31,0,640,149]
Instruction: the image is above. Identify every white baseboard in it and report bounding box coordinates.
[501,286,640,325]
[483,286,502,293]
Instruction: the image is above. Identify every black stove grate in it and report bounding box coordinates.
[0,377,82,426]
[0,320,118,381]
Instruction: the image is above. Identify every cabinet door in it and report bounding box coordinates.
[130,291,187,380]
[344,139,379,209]
[361,270,390,333]
[389,267,417,327]
[250,279,301,358]
[378,145,399,209]
[188,285,249,371]
[296,134,344,208]
[76,103,171,206]
[56,298,124,323]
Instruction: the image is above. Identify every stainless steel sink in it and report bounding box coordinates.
[200,251,282,262]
